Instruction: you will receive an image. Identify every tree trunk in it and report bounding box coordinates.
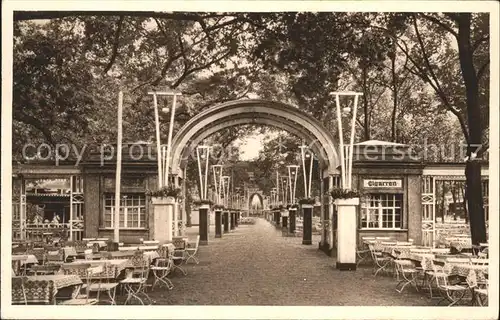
[465,162,486,244]
[456,13,486,245]
[460,183,468,223]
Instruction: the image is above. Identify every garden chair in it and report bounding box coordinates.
[150,246,174,290]
[394,259,419,293]
[120,254,153,305]
[434,264,469,306]
[86,264,119,305]
[185,235,200,264]
[466,269,488,306]
[356,241,371,267]
[368,244,392,277]
[171,238,188,275]
[58,263,98,305]
[84,249,93,260]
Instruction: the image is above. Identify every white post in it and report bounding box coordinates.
[173,175,179,236]
[308,152,313,198]
[182,166,187,235]
[164,93,179,187]
[149,92,163,188]
[334,94,346,189]
[114,91,124,243]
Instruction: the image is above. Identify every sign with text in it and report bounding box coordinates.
[363,179,402,188]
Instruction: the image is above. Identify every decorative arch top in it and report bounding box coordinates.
[170,99,339,177]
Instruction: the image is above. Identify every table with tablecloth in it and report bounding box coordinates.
[12,254,39,265]
[446,263,487,278]
[65,259,131,279]
[12,275,82,304]
[382,245,417,259]
[86,241,107,248]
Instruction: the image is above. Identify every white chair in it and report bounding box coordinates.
[419,257,448,299]
[84,249,93,260]
[394,259,419,293]
[368,244,392,277]
[434,264,469,306]
[466,269,488,306]
[185,235,200,264]
[150,246,174,290]
[86,264,119,305]
[58,263,98,305]
[120,253,153,305]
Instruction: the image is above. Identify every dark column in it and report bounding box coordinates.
[230,211,236,230]
[289,209,296,234]
[215,210,223,238]
[274,211,281,227]
[235,212,239,227]
[302,205,313,245]
[282,216,288,229]
[223,211,229,233]
[199,206,209,245]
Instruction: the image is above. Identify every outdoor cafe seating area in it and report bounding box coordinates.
[11,235,201,305]
[357,231,489,307]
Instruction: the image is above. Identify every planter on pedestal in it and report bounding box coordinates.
[335,197,359,270]
[230,211,236,230]
[223,211,229,233]
[281,209,289,229]
[301,204,313,245]
[274,210,281,227]
[214,209,223,238]
[151,196,175,244]
[288,208,297,234]
[198,204,210,245]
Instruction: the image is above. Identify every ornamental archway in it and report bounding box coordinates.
[248,192,264,215]
[170,99,340,251]
[170,99,339,178]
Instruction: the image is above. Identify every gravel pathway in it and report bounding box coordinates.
[148,218,435,306]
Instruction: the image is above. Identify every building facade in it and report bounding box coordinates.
[11,141,489,248]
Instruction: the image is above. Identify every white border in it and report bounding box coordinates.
[2,1,499,319]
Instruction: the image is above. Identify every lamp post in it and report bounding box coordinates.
[147,90,181,245]
[230,185,236,231]
[196,145,211,245]
[330,91,362,271]
[212,164,223,238]
[299,145,314,245]
[235,187,241,227]
[222,175,230,233]
[287,165,299,235]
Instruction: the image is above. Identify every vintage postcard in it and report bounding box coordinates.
[1,1,498,319]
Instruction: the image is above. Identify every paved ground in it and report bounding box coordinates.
[148,218,435,306]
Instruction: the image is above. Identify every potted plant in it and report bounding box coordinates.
[329,187,360,204]
[213,204,225,210]
[146,185,182,201]
[193,199,213,209]
[298,198,316,206]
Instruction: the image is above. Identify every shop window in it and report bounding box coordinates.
[361,194,403,229]
[102,193,146,228]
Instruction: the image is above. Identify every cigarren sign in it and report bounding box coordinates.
[363,179,402,188]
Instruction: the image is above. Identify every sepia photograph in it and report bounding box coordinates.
[1,1,498,319]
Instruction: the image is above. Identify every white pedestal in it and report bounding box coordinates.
[174,202,179,236]
[335,197,359,270]
[151,197,174,244]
